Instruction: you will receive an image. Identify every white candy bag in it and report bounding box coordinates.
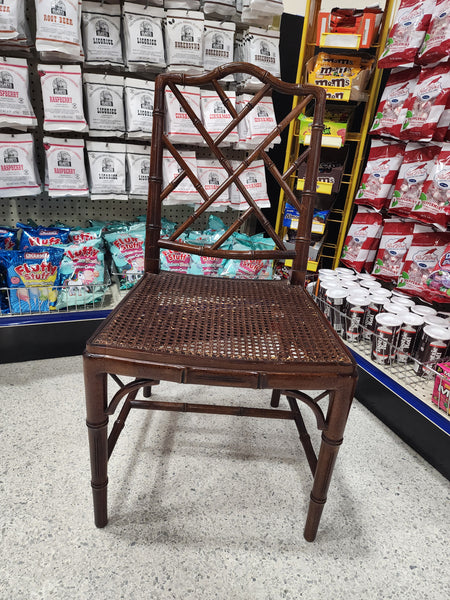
[230,159,270,210]
[39,64,87,132]
[0,58,37,129]
[162,148,198,205]
[242,27,280,88]
[43,137,88,197]
[81,2,123,67]
[165,85,202,145]
[165,9,204,72]
[0,133,41,197]
[123,3,166,71]
[200,89,238,145]
[203,20,235,81]
[84,73,125,137]
[125,78,154,139]
[35,0,83,61]
[165,1,200,8]
[86,140,127,200]
[126,144,151,198]
[197,158,230,210]
[203,1,236,17]
[0,0,27,40]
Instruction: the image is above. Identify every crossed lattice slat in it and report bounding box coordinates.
[158,80,314,259]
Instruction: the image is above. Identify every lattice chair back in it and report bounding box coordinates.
[144,62,325,286]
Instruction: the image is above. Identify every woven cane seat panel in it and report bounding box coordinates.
[90,272,352,367]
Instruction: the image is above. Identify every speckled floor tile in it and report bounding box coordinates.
[0,356,449,600]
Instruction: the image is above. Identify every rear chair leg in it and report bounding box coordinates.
[304,381,355,542]
[84,358,109,528]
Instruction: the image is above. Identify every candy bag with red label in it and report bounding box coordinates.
[388,141,441,218]
[426,244,450,302]
[18,223,71,251]
[370,67,420,138]
[418,0,450,65]
[372,220,428,283]
[341,207,384,272]
[0,226,18,250]
[0,247,64,313]
[56,239,107,309]
[396,232,449,301]
[355,140,405,211]
[378,0,434,69]
[399,63,450,142]
[411,142,450,230]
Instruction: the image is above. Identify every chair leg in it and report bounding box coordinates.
[84,357,109,528]
[303,381,355,542]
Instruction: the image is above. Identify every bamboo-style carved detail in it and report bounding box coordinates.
[280,390,328,430]
[106,378,159,416]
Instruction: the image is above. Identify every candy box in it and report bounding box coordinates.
[432,362,450,412]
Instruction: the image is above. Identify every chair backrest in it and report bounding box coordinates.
[145,62,325,286]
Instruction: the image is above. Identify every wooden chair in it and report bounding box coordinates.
[84,63,357,542]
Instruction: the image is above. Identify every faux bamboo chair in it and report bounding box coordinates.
[84,62,357,542]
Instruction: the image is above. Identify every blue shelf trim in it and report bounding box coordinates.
[0,309,110,327]
[351,349,450,437]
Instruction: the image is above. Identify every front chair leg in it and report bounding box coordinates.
[84,357,109,528]
[304,381,355,542]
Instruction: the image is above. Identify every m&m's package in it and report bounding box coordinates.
[104,224,145,289]
[18,223,71,251]
[0,226,18,250]
[56,240,107,309]
[0,247,64,313]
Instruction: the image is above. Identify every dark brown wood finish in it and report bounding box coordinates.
[84,62,357,542]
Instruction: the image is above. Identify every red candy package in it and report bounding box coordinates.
[417,0,450,65]
[341,207,384,272]
[396,231,449,301]
[411,142,450,230]
[372,220,431,283]
[388,142,441,218]
[433,97,450,142]
[370,67,420,139]
[399,63,450,142]
[355,139,405,211]
[378,0,434,69]
[426,243,450,303]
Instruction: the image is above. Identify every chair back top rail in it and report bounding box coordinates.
[145,62,325,285]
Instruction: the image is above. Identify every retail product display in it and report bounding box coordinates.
[0,58,37,129]
[0,133,41,198]
[43,137,89,198]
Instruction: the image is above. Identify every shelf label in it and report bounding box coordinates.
[297,178,333,195]
[320,32,361,50]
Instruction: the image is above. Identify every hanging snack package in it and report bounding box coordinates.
[104,225,145,289]
[370,67,420,139]
[165,0,200,8]
[396,231,449,301]
[123,3,165,72]
[241,27,280,88]
[0,247,64,313]
[241,0,275,28]
[43,137,89,198]
[35,0,83,61]
[200,90,238,146]
[0,226,18,250]
[124,78,154,139]
[372,220,418,283]
[246,95,281,148]
[426,242,450,303]
[56,239,106,309]
[203,20,235,81]
[355,139,405,211]
[196,159,230,210]
[0,0,26,41]
[86,140,127,200]
[165,85,202,145]
[418,0,450,65]
[378,0,434,69]
[203,2,235,18]
[126,144,150,198]
[162,148,198,205]
[0,133,41,198]
[411,142,450,230]
[84,73,125,137]
[0,57,37,129]
[399,62,450,142]
[165,10,204,73]
[388,141,441,218]
[18,223,71,250]
[433,97,450,142]
[81,1,123,67]
[39,64,87,132]
[230,159,270,210]
[340,207,384,273]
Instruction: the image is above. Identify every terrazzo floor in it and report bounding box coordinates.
[0,355,449,600]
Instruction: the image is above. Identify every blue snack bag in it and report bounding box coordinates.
[0,226,18,250]
[0,247,64,313]
[56,240,106,309]
[69,225,104,245]
[18,223,71,251]
[220,234,266,280]
[104,226,145,289]
[251,234,276,280]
